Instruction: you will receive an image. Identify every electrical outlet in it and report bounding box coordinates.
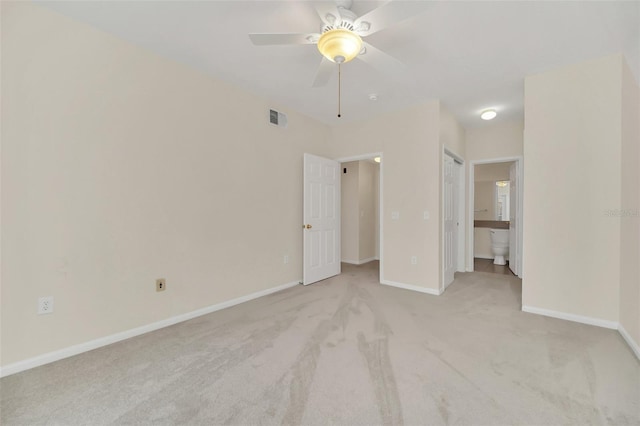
[156,278,166,292]
[284,255,289,264]
[38,296,54,315]
[411,256,417,265]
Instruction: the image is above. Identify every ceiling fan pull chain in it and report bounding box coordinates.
[338,63,341,118]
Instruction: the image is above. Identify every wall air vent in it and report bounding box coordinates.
[269,109,288,128]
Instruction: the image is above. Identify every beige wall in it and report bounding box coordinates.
[466,121,524,161]
[341,161,359,263]
[358,161,377,262]
[465,121,523,270]
[440,106,466,158]
[340,160,377,264]
[619,60,640,346]
[522,54,623,322]
[1,3,330,366]
[329,103,464,290]
[11,2,637,372]
[328,103,441,290]
[475,162,512,183]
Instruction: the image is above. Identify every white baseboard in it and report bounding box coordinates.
[521,305,619,329]
[0,280,300,378]
[618,324,640,361]
[474,254,494,260]
[522,306,640,361]
[380,279,442,296]
[341,257,377,265]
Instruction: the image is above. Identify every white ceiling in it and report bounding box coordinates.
[37,1,640,129]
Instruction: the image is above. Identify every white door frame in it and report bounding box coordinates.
[335,152,383,283]
[468,156,524,277]
[442,148,465,292]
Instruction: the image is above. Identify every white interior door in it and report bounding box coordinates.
[509,162,518,275]
[443,154,456,288]
[303,153,341,285]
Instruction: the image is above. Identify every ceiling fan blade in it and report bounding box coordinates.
[357,42,407,77]
[354,1,431,37]
[312,57,335,88]
[249,33,319,46]
[314,1,342,27]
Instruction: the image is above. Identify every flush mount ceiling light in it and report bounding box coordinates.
[317,29,363,64]
[480,109,497,120]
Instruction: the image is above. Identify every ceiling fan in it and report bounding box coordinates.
[249,0,428,88]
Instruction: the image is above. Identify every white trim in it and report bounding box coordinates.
[379,156,384,286]
[475,254,494,260]
[444,147,464,164]
[341,257,377,265]
[522,306,640,360]
[618,324,640,360]
[0,280,300,378]
[456,160,466,273]
[335,152,383,163]
[380,279,442,296]
[521,305,618,329]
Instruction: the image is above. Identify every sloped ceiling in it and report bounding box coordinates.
[37,1,640,128]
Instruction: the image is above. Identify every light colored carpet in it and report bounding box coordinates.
[1,262,638,425]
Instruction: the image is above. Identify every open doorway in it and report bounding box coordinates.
[469,157,523,278]
[336,153,383,281]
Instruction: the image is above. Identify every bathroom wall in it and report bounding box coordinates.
[474,182,495,221]
[473,162,512,260]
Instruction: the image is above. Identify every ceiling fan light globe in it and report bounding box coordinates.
[317,29,363,64]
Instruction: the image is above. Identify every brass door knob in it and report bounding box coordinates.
[306,224,312,229]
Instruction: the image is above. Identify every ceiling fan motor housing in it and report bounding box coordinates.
[320,7,357,33]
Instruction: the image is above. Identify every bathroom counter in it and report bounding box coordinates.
[474,220,509,229]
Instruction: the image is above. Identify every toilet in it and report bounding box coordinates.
[489,229,509,265]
